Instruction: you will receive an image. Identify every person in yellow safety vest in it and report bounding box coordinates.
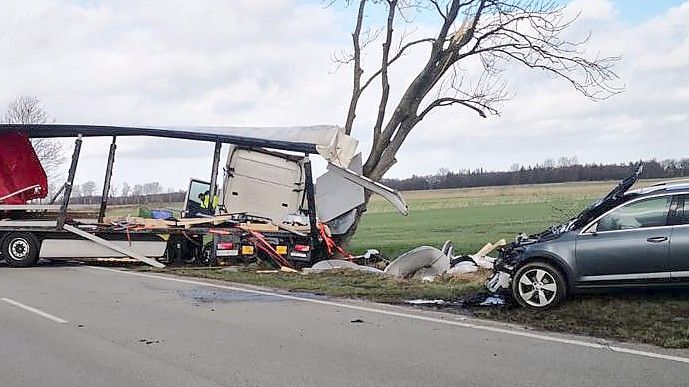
[198,191,219,210]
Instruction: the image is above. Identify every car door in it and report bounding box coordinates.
[669,194,689,279]
[575,194,674,284]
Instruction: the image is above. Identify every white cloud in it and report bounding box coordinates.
[567,0,617,21]
[1,0,688,188]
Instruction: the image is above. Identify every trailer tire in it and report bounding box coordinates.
[2,232,40,268]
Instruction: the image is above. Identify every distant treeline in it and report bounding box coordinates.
[382,158,689,191]
[69,192,186,206]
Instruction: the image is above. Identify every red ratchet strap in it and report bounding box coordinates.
[317,222,353,260]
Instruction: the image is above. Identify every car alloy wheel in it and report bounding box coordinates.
[517,268,558,307]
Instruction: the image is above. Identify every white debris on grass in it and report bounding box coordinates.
[446,261,479,275]
[384,246,450,279]
[304,259,385,275]
[405,299,447,305]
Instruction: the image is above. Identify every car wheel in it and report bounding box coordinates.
[511,262,567,310]
[1,232,40,268]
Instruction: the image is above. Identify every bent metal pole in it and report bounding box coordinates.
[98,136,117,223]
[57,134,83,229]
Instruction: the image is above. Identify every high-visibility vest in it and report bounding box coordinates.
[201,194,219,209]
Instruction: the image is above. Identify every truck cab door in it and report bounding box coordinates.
[183,179,212,218]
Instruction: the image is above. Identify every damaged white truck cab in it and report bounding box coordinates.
[182,144,408,265]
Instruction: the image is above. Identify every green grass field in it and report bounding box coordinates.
[350,180,651,257]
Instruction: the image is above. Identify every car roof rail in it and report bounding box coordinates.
[650,179,689,187]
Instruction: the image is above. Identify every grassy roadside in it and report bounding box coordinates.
[157,267,485,302]
[142,266,689,349]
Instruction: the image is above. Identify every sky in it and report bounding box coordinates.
[1,0,688,192]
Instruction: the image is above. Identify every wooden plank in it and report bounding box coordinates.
[174,215,236,227]
[63,224,165,268]
[238,223,279,232]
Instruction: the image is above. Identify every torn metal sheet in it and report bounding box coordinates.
[325,209,357,236]
[316,153,365,222]
[326,162,408,216]
[384,246,450,279]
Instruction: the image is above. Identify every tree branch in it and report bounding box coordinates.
[372,0,399,137]
[344,0,368,135]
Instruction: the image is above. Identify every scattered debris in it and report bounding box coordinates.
[405,299,447,305]
[293,238,506,293]
[446,261,478,275]
[462,292,508,307]
[304,259,384,275]
[138,338,161,345]
[384,246,449,279]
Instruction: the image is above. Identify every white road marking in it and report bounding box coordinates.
[89,266,689,365]
[1,298,68,324]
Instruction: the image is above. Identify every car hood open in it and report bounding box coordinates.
[570,164,643,229]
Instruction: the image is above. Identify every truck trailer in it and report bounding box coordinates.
[0,124,407,268]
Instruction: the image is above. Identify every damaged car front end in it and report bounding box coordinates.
[486,165,645,310]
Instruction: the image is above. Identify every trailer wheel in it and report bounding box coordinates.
[2,232,40,268]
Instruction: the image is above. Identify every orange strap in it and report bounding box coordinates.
[317,222,353,259]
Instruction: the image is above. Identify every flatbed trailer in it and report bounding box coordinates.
[0,124,407,268]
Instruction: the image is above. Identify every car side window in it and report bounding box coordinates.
[596,196,672,232]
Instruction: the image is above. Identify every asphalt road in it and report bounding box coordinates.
[1,264,688,387]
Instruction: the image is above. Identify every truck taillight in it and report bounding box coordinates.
[293,244,310,252]
[217,242,234,250]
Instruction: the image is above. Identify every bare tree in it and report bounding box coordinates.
[3,96,65,183]
[121,182,131,197]
[132,184,144,196]
[142,182,163,195]
[71,185,82,198]
[335,0,620,242]
[109,182,118,198]
[81,181,97,197]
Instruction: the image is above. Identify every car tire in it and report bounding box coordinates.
[511,261,567,310]
[1,232,40,268]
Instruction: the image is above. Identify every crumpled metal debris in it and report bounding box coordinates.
[304,238,506,282]
[383,246,450,280]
